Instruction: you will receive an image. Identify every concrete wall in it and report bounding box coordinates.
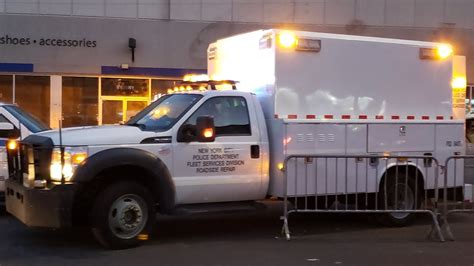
[2,0,474,29]
[1,14,474,80]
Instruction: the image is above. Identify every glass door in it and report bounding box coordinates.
[102,100,123,125]
[101,98,149,125]
[99,77,150,125]
[126,101,148,121]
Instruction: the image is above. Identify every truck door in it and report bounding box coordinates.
[173,95,263,204]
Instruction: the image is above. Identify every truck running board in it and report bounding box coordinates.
[168,201,266,216]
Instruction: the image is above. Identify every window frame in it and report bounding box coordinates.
[0,113,20,138]
[182,96,252,138]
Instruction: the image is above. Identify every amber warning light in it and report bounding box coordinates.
[278,32,298,48]
[419,44,453,60]
[277,32,321,52]
[203,128,214,138]
[7,140,17,150]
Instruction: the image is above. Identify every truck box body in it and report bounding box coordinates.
[208,29,465,197]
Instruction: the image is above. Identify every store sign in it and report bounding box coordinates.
[0,34,97,48]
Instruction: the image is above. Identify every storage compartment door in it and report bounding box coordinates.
[368,124,435,153]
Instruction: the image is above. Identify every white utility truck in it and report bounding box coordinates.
[5,29,465,249]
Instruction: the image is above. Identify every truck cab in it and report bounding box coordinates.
[5,84,269,248]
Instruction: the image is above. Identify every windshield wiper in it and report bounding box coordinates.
[127,123,146,130]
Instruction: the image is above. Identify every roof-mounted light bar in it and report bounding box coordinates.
[179,80,238,91]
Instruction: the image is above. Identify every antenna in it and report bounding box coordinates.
[59,118,65,184]
[17,118,22,141]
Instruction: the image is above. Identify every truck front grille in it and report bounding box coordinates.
[7,135,54,184]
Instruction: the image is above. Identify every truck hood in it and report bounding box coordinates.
[34,125,158,146]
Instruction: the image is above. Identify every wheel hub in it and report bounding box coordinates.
[121,205,142,229]
[108,194,148,239]
[388,183,415,220]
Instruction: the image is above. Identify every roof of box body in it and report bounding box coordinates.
[267,29,440,48]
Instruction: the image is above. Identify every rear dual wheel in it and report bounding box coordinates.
[90,181,155,249]
[378,173,422,227]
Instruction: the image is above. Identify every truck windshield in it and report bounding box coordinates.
[3,105,50,133]
[126,94,202,131]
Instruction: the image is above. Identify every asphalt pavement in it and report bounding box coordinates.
[0,201,474,266]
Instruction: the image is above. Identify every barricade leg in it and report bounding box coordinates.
[441,214,455,241]
[281,216,291,240]
[281,180,291,241]
[426,212,445,242]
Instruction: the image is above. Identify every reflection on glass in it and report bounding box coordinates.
[127,94,202,131]
[102,78,148,97]
[102,100,123,125]
[15,76,50,125]
[0,75,13,103]
[126,101,148,121]
[3,105,49,133]
[151,80,179,101]
[62,77,99,127]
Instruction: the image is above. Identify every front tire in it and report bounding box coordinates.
[90,181,155,249]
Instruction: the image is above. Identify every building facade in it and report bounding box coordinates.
[1,0,474,128]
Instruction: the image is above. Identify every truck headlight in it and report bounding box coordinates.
[50,147,88,182]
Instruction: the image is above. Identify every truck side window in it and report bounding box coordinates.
[0,114,20,139]
[185,96,251,136]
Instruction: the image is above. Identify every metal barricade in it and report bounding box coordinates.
[441,155,474,240]
[281,155,444,241]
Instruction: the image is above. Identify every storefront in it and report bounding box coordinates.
[0,15,217,128]
[0,74,198,128]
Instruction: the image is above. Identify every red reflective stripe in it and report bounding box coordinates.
[407,116,415,120]
[274,114,279,119]
[306,114,316,119]
[324,115,333,119]
[375,115,384,119]
[341,115,351,119]
[288,114,298,119]
[391,115,400,120]
[422,116,430,120]
[436,116,444,120]
[358,115,368,119]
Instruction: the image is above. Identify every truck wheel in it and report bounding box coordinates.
[90,181,155,249]
[378,173,422,227]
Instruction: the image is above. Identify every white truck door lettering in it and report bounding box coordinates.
[173,95,262,204]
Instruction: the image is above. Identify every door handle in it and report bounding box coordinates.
[251,145,260,159]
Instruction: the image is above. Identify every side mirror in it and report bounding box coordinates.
[196,116,215,142]
[177,124,196,143]
[0,122,14,130]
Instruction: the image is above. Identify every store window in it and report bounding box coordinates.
[15,76,50,125]
[101,78,148,97]
[62,77,99,127]
[151,79,180,101]
[0,75,13,103]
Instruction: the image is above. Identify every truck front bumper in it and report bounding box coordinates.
[5,179,75,228]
